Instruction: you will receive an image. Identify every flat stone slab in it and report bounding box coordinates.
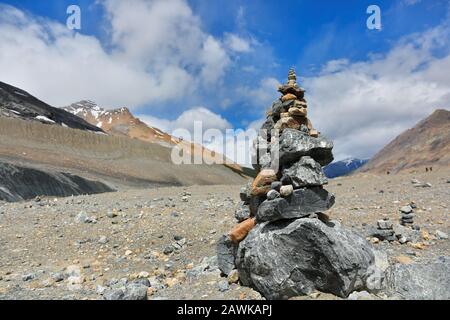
[282,156,328,188]
[279,129,334,166]
[256,187,335,222]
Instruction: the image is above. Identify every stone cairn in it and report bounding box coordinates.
[372,218,396,242]
[217,69,378,300]
[400,204,415,226]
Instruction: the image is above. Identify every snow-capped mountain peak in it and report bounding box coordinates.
[324,158,369,178]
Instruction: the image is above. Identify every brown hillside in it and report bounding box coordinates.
[362,109,450,173]
[0,117,248,188]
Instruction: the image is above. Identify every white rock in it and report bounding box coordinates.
[280,185,294,197]
[435,230,448,240]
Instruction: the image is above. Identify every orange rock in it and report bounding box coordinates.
[274,118,296,131]
[317,212,330,223]
[284,117,301,130]
[251,169,277,196]
[289,107,307,117]
[147,287,155,297]
[421,230,430,241]
[281,93,297,102]
[409,242,426,250]
[309,129,319,137]
[165,277,179,288]
[229,218,256,244]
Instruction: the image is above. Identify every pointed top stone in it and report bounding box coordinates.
[287,68,297,85]
[278,67,305,98]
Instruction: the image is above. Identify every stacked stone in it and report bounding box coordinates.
[229,68,335,241]
[372,218,396,242]
[217,69,377,300]
[400,205,415,226]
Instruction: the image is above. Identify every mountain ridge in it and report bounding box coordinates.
[324,158,369,178]
[0,81,103,133]
[361,109,450,173]
[62,100,251,177]
[63,101,176,147]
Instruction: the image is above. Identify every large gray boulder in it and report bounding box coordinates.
[384,257,450,300]
[236,218,375,299]
[279,129,334,166]
[256,187,335,222]
[282,156,328,188]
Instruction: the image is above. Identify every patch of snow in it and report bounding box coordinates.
[89,130,107,135]
[343,158,356,167]
[9,109,21,115]
[36,115,55,123]
[14,91,28,97]
[62,123,69,128]
[0,186,14,198]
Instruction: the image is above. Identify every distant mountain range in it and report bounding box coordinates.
[324,158,368,178]
[63,101,176,147]
[0,81,250,202]
[324,109,450,177]
[62,100,250,177]
[361,109,450,173]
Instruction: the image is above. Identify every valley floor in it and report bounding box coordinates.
[0,168,449,300]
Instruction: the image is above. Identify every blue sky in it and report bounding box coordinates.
[0,0,449,163]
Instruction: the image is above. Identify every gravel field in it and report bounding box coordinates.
[0,168,448,300]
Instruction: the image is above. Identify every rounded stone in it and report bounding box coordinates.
[267,190,280,201]
[279,185,293,197]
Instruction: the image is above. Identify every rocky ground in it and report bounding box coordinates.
[0,169,448,300]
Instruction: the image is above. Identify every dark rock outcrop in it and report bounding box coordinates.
[0,162,114,202]
[0,81,103,132]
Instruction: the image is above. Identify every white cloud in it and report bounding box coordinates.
[304,23,450,161]
[139,108,259,167]
[139,107,232,138]
[0,0,231,108]
[320,59,350,74]
[237,77,281,107]
[224,33,252,53]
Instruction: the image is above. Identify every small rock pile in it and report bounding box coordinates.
[372,218,396,242]
[217,69,378,300]
[400,204,415,226]
[411,178,432,188]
